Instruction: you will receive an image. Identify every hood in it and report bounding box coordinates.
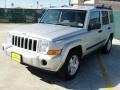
[11,23,85,41]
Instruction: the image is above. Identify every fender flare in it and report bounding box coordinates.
[57,39,83,71]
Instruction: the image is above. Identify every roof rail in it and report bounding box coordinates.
[96,4,112,10]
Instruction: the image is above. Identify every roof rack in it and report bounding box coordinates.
[71,4,112,10]
[96,4,112,10]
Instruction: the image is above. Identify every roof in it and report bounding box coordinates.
[49,5,95,10]
[49,5,112,11]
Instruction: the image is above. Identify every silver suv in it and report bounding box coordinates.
[2,5,114,80]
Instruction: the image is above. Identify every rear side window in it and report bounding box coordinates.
[109,11,114,23]
[102,11,109,25]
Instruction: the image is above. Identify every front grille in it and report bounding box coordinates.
[12,35,37,52]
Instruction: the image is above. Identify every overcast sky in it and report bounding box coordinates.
[0,0,69,8]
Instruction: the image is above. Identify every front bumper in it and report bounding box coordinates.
[2,43,63,72]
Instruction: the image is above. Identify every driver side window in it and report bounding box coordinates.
[88,11,101,31]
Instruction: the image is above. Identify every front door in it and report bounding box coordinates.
[85,10,103,53]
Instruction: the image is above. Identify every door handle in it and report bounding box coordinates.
[98,30,103,33]
[108,27,111,30]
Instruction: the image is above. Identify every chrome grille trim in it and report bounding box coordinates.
[12,35,38,52]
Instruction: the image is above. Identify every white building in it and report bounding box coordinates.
[70,0,120,10]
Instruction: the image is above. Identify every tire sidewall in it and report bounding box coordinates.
[106,38,112,53]
[64,51,81,80]
[102,37,112,54]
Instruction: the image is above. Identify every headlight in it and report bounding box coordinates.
[38,39,49,54]
[7,32,12,43]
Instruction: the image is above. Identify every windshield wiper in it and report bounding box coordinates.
[39,21,45,23]
[56,23,79,27]
[69,25,82,28]
[39,22,52,24]
[55,23,68,26]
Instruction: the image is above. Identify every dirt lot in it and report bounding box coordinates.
[0,24,120,90]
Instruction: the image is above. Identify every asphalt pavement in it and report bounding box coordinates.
[0,24,120,90]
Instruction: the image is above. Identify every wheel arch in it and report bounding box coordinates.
[62,40,83,60]
[68,45,82,58]
[57,39,84,71]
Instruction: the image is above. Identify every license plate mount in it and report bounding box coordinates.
[11,52,22,63]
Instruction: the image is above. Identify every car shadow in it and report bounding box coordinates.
[26,44,120,90]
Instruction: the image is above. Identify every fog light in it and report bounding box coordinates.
[41,60,47,66]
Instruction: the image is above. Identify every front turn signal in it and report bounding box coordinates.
[47,50,61,55]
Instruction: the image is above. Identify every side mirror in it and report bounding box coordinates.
[38,18,41,23]
[88,23,93,31]
[88,23,101,31]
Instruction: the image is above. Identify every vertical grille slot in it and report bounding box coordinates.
[29,39,32,50]
[33,40,37,51]
[21,37,24,48]
[12,36,14,45]
[25,38,28,49]
[18,37,20,47]
[12,35,37,52]
[15,36,17,46]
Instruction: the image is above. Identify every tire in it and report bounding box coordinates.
[102,37,112,54]
[57,50,81,80]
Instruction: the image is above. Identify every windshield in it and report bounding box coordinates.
[40,9,87,28]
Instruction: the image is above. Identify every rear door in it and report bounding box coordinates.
[100,10,111,41]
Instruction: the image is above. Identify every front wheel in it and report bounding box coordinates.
[102,37,112,54]
[58,50,81,80]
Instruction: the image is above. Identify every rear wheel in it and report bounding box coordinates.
[58,50,81,80]
[102,37,112,54]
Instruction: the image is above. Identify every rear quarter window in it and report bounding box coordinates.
[102,11,109,25]
[109,11,114,23]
